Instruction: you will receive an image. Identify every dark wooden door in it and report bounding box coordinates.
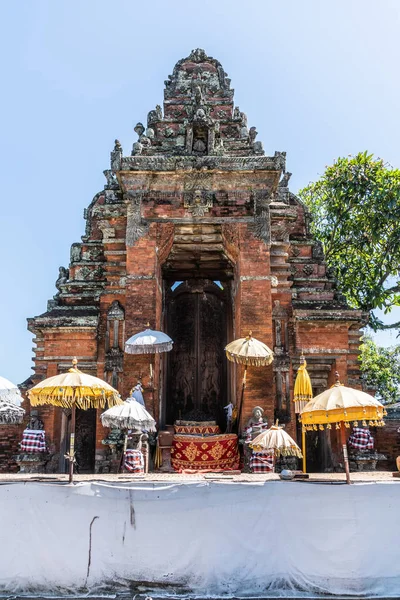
[74,408,96,473]
[166,280,227,426]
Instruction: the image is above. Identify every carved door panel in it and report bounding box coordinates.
[166,281,227,426]
[74,408,96,473]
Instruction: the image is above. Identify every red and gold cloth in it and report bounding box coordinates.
[174,424,221,435]
[171,434,239,471]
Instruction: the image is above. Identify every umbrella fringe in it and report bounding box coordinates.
[250,445,303,458]
[125,342,173,355]
[101,416,156,431]
[29,389,122,410]
[0,413,25,425]
[225,352,273,367]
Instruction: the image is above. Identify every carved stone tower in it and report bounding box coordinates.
[26,49,364,472]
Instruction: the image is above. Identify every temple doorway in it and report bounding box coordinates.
[164,279,231,429]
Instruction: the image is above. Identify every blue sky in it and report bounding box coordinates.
[1,0,399,383]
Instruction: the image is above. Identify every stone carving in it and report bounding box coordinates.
[271,222,290,242]
[122,155,283,172]
[303,264,314,276]
[253,141,264,154]
[132,141,143,156]
[107,300,124,320]
[132,122,152,155]
[291,245,301,257]
[184,169,213,191]
[233,106,241,120]
[147,105,162,126]
[125,192,148,246]
[312,240,325,262]
[110,139,122,171]
[134,122,145,137]
[105,347,124,373]
[247,406,267,429]
[163,126,175,138]
[184,189,213,216]
[29,410,44,430]
[252,191,271,244]
[70,244,82,263]
[249,126,258,144]
[189,48,208,62]
[279,172,292,187]
[103,170,118,189]
[55,266,69,292]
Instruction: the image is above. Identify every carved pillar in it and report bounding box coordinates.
[104,301,125,390]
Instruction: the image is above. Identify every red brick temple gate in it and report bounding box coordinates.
[21,49,364,473]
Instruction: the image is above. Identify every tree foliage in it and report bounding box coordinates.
[360,337,400,404]
[299,152,400,330]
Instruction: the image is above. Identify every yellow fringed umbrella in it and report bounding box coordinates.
[28,358,122,483]
[293,356,313,473]
[300,372,386,484]
[225,332,273,431]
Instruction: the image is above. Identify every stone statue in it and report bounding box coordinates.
[146,127,155,139]
[249,126,258,144]
[279,172,292,187]
[193,85,204,105]
[29,410,44,430]
[247,406,266,429]
[55,266,69,292]
[131,141,143,156]
[193,139,206,153]
[155,104,162,119]
[233,106,241,120]
[103,169,117,187]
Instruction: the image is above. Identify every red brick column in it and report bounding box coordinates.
[235,225,274,428]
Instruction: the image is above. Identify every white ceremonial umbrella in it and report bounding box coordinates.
[125,328,173,355]
[125,325,174,413]
[0,376,23,406]
[101,399,156,431]
[250,423,302,459]
[101,399,156,473]
[225,332,274,431]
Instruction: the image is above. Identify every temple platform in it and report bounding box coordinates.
[0,472,399,597]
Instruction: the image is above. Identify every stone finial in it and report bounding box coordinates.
[134,122,145,138]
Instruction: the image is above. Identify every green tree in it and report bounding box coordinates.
[298,152,400,331]
[360,337,400,404]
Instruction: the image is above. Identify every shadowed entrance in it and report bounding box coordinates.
[165,280,230,429]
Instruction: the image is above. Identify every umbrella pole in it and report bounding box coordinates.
[68,402,76,484]
[119,432,128,473]
[236,364,248,433]
[149,359,156,417]
[302,428,307,473]
[340,422,351,484]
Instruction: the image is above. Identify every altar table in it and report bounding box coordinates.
[171,433,239,471]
